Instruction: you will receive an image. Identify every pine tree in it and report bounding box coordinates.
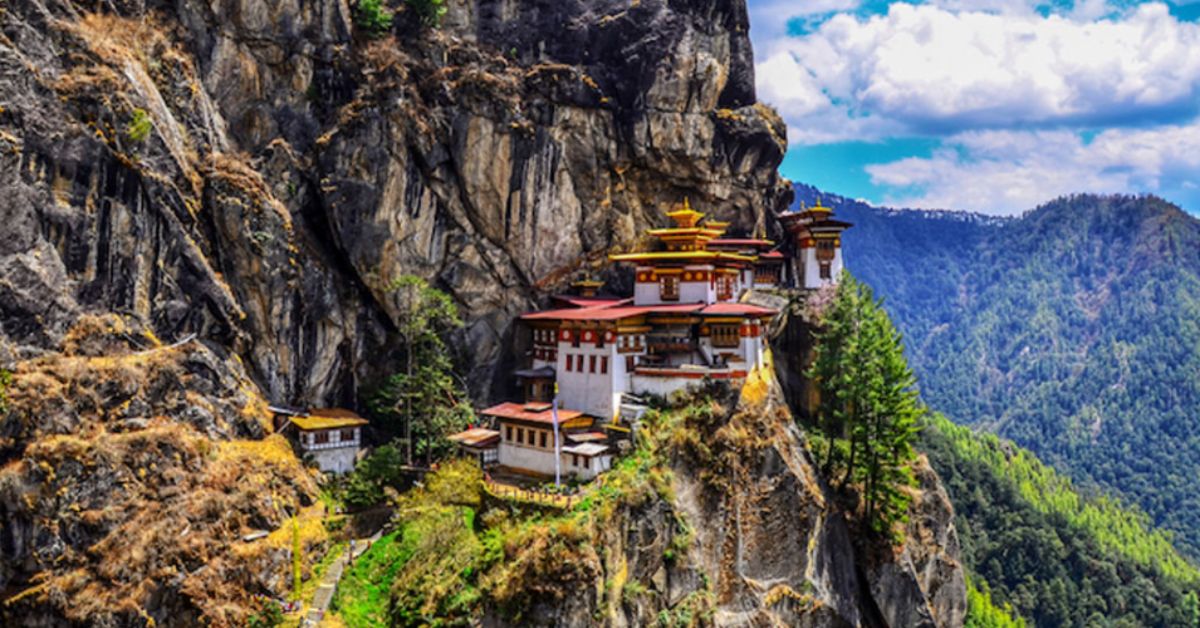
[374,275,472,466]
[808,273,922,538]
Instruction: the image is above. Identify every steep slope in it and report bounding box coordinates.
[0,315,325,625]
[1,0,789,407]
[333,356,967,627]
[921,415,1200,627]
[0,1,788,621]
[794,185,1200,557]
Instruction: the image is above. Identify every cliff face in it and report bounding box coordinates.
[1,0,788,405]
[478,349,966,627]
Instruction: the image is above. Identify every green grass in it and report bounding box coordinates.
[332,532,411,627]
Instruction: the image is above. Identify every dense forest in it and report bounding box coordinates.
[795,185,1200,557]
[921,415,1200,627]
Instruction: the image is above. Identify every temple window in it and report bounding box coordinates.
[660,275,679,301]
[341,429,356,442]
[314,431,329,445]
[712,324,740,348]
[540,431,547,448]
[820,263,832,279]
[505,425,513,441]
[601,356,609,374]
[589,355,597,373]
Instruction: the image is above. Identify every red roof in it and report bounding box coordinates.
[760,251,784,259]
[699,303,777,317]
[522,301,777,322]
[522,302,709,321]
[550,296,633,309]
[481,402,586,425]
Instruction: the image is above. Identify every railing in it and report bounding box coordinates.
[482,474,582,510]
[301,439,360,451]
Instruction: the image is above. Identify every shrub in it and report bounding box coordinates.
[356,0,393,36]
[246,598,284,628]
[406,0,447,27]
[125,108,152,143]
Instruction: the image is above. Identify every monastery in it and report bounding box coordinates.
[450,199,850,481]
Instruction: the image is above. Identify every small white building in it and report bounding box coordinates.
[276,408,368,474]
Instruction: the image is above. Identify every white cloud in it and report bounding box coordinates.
[864,123,1200,214]
[755,2,1200,144]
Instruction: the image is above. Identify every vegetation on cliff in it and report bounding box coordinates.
[922,413,1200,626]
[808,274,922,538]
[371,276,472,466]
[804,185,1200,557]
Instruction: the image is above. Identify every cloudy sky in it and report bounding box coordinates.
[748,0,1200,214]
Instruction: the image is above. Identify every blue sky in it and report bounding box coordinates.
[748,0,1200,214]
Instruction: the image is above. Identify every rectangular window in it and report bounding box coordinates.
[571,330,581,348]
[565,355,572,372]
[517,428,524,445]
[314,431,329,444]
[540,431,547,449]
[601,356,609,374]
[506,425,513,441]
[660,274,680,301]
[820,263,832,279]
[572,454,580,468]
[712,324,740,348]
[626,355,636,371]
[342,429,356,442]
[589,355,597,373]
[597,332,605,349]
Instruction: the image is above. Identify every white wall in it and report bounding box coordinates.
[801,247,844,289]
[557,339,621,420]
[310,447,358,474]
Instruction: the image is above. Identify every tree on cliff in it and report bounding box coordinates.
[373,275,472,466]
[809,273,922,537]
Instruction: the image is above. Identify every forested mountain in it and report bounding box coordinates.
[793,184,1200,557]
[922,415,1199,627]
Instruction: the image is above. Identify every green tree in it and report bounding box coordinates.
[373,275,471,466]
[808,273,922,537]
[355,0,393,36]
[1185,590,1200,628]
[406,0,447,27]
[0,369,11,414]
[344,443,406,509]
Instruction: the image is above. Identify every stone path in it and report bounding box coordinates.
[300,532,382,627]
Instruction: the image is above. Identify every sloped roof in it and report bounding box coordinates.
[291,408,368,431]
[481,402,586,425]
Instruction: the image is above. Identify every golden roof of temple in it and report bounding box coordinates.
[665,198,704,228]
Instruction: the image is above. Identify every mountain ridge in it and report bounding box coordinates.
[793,183,1200,558]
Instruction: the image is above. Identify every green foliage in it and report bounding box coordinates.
[246,598,284,628]
[373,275,471,466]
[807,273,922,538]
[816,186,1200,556]
[334,401,714,624]
[406,0,447,27]
[922,413,1200,627]
[1186,590,1200,628]
[0,369,11,414]
[125,108,152,143]
[355,0,393,36]
[334,459,483,627]
[343,443,405,509]
[966,576,1026,628]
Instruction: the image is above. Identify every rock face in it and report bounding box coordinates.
[0,0,963,624]
[0,315,325,626]
[0,0,789,406]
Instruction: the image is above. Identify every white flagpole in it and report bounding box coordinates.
[552,382,562,487]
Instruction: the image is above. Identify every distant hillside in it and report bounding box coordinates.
[922,414,1199,627]
[793,184,1200,557]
